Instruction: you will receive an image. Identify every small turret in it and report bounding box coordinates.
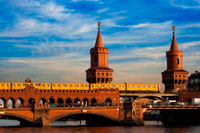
[25,77,31,83]
[162,26,188,93]
[86,21,113,84]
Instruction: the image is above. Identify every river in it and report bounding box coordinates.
[0,120,200,133]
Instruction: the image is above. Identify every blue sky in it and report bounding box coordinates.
[0,0,200,91]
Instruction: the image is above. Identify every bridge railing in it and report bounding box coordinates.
[0,103,122,109]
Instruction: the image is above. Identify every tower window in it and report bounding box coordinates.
[177,58,180,65]
[94,55,98,62]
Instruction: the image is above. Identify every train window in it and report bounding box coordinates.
[57,84,61,87]
[128,85,130,87]
[107,73,109,75]
[69,84,72,87]
[132,85,135,87]
[47,84,49,87]
[102,73,104,75]
[13,84,15,86]
[63,84,67,87]
[35,84,40,87]
[74,84,79,87]
[17,84,21,87]
[23,84,28,87]
[95,85,98,87]
[179,75,181,77]
[55,90,57,92]
[42,84,45,87]
[112,85,116,87]
[101,85,105,87]
[137,85,140,88]
[147,85,151,88]
[153,86,156,88]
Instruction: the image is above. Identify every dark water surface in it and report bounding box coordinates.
[0,120,200,133]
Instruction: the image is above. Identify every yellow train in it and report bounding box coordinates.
[0,82,160,93]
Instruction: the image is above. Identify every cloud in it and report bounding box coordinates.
[97,8,109,13]
[169,0,200,9]
[70,0,100,2]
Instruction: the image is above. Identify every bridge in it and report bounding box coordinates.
[0,84,145,126]
[0,105,122,126]
[0,83,188,126]
[120,93,178,100]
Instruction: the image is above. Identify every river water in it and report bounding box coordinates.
[0,120,200,133]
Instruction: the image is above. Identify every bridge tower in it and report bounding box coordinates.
[86,21,113,83]
[162,26,188,93]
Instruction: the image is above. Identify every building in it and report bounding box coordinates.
[162,26,188,93]
[188,71,200,91]
[86,21,113,84]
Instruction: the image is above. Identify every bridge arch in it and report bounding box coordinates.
[57,98,64,107]
[1,112,33,123]
[74,98,81,103]
[0,98,6,107]
[39,98,47,104]
[105,98,112,106]
[50,111,118,124]
[7,98,15,108]
[134,96,165,101]
[16,98,24,108]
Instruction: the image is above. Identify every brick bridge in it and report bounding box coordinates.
[0,105,124,126]
[0,84,145,126]
[0,84,181,126]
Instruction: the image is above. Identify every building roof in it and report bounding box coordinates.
[95,21,104,48]
[170,26,179,51]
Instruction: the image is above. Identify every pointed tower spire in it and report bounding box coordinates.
[95,21,104,48]
[170,25,179,51]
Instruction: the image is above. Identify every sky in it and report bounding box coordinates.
[0,0,200,91]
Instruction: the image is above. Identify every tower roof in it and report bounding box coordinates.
[170,25,179,51]
[95,21,104,48]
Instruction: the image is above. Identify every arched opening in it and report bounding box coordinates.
[105,98,112,106]
[0,98,6,108]
[39,98,47,104]
[91,98,97,106]
[66,98,72,107]
[16,98,24,108]
[177,58,180,65]
[0,114,33,126]
[57,98,64,107]
[82,98,89,107]
[74,98,81,103]
[49,98,55,107]
[28,98,35,107]
[7,98,15,108]
[51,112,118,126]
[74,98,81,107]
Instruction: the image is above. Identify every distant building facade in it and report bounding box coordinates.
[188,71,200,91]
[162,26,188,93]
[86,21,113,84]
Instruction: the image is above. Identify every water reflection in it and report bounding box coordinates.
[0,120,199,133]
